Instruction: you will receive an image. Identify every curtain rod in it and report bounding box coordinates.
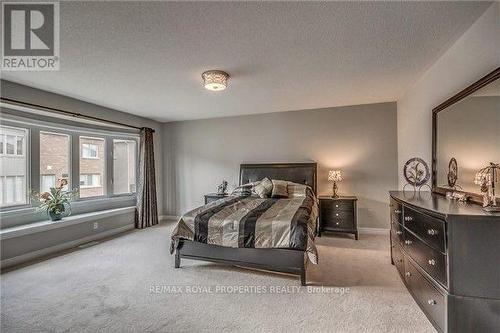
[0,97,155,133]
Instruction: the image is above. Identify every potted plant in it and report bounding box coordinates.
[32,179,78,221]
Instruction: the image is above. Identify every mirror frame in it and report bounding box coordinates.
[432,67,500,204]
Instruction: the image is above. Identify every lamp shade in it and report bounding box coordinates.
[202,70,229,91]
[328,170,342,182]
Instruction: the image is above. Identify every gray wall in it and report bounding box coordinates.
[397,3,499,187]
[0,80,164,214]
[163,102,398,229]
[0,80,164,267]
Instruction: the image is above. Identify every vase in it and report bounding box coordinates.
[49,211,62,221]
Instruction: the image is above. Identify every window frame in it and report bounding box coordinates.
[0,116,139,213]
[112,137,139,196]
[0,124,31,210]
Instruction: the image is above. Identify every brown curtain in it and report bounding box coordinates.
[136,127,159,228]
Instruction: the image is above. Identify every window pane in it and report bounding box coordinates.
[0,135,4,154]
[0,126,28,207]
[16,137,23,155]
[80,137,105,197]
[40,132,70,192]
[6,135,15,155]
[113,139,137,194]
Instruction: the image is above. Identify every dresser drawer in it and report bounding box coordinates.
[391,242,404,277]
[404,256,446,332]
[323,210,355,230]
[404,207,446,253]
[404,231,447,287]
[390,198,403,225]
[391,220,404,245]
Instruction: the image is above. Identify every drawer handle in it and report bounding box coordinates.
[396,231,402,235]
[405,240,412,245]
[404,216,413,222]
[428,259,436,266]
[427,299,436,305]
[336,222,340,225]
[394,209,401,214]
[405,272,411,277]
[335,213,339,216]
[335,204,339,208]
[427,229,438,236]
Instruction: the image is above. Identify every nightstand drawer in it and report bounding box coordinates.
[322,200,354,212]
[323,210,355,230]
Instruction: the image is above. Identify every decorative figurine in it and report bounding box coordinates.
[474,162,499,212]
[403,157,431,192]
[217,180,228,196]
[447,158,458,188]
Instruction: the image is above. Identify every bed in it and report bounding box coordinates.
[170,163,318,285]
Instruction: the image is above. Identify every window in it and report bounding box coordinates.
[80,174,101,187]
[81,143,98,158]
[41,175,56,193]
[40,132,70,192]
[113,139,137,194]
[0,125,28,207]
[79,137,105,198]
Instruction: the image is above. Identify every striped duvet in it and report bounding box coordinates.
[170,192,319,264]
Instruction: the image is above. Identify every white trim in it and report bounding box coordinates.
[358,227,390,235]
[0,206,135,240]
[0,224,134,269]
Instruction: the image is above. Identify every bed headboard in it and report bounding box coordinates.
[239,163,317,194]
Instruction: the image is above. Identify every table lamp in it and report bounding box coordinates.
[328,170,343,198]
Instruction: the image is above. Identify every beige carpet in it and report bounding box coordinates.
[1,222,435,333]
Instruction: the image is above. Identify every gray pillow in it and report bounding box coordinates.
[271,179,289,198]
[253,178,273,198]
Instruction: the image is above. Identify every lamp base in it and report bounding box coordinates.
[331,182,339,198]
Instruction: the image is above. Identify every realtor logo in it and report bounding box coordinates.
[2,2,60,70]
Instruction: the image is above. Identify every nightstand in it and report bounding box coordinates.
[204,193,228,204]
[318,196,358,240]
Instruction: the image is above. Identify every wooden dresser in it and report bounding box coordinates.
[389,191,500,333]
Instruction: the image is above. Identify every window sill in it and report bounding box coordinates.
[0,206,135,240]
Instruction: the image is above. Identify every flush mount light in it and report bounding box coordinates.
[202,70,229,91]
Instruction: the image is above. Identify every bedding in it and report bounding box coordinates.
[170,185,319,264]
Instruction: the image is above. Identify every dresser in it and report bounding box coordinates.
[318,196,358,239]
[389,191,500,333]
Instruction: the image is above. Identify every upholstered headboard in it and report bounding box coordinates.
[239,163,317,194]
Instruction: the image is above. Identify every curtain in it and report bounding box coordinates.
[136,127,159,228]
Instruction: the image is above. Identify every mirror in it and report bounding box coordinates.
[433,68,500,203]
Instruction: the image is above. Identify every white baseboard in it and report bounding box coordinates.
[1,224,134,269]
[358,227,390,235]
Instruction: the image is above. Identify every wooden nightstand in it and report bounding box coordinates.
[204,193,228,204]
[318,196,358,240]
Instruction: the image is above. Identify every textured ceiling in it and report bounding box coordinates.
[1,1,491,122]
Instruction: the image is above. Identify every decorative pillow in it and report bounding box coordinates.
[253,178,273,198]
[231,183,253,197]
[271,179,289,198]
[287,182,310,198]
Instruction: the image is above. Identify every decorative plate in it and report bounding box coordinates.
[403,157,430,187]
[447,158,458,187]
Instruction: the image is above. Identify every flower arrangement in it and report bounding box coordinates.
[32,179,78,221]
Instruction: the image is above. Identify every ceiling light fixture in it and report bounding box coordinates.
[202,70,229,91]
